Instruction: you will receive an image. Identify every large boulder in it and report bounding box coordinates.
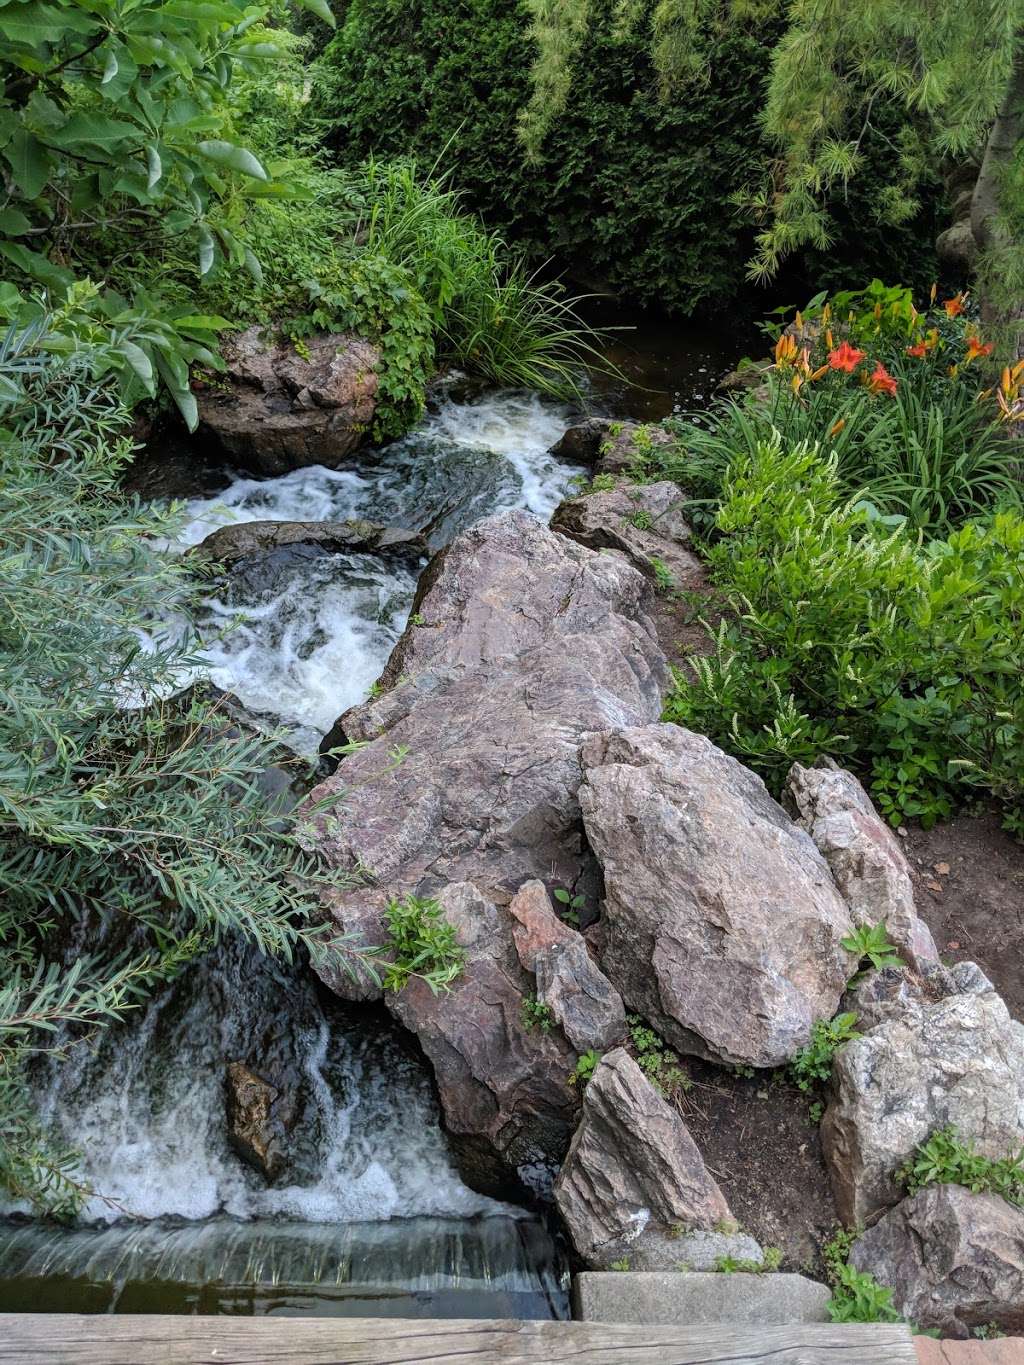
[551,480,703,591]
[785,760,939,970]
[298,511,669,1191]
[191,519,425,567]
[579,724,856,1068]
[197,327,380,475]
[548,420,673,476]
[387,883,579,1198]
[850,1185,1024,1337]
[823,963,1024,1226]
[553,1048,733,1269]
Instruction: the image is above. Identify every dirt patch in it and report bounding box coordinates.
[673,1062,837,1276]
[903,812,1024,1023]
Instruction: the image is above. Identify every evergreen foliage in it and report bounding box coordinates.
[312,0,942,315]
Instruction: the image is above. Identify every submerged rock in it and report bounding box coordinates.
[553,1048,733,1269]
[548,419,673,476]
[551,480,702,591]
[850,1185,1024,1337]
[785,760,939,970]
[579,723,856,1068]
[225,1061,295,1183]
[192,519,426,566]
[823,963,1024,1226]
[197,327,380,475]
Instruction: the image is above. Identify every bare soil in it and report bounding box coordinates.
[904,811,1024,1023]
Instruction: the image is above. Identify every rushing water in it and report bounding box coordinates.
[1,389,583,1320]
[170,390,581,752]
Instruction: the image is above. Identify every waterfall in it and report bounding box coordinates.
[2,388,581,1319]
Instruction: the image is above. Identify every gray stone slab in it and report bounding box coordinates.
[574,1271,832,1326]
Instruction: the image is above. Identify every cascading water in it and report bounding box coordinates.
[172,390,580,752]
[1,389,582,1319]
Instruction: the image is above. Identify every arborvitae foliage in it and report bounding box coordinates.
[518,0,1023,353]
[0,328,378,1216]
[313,0,943,314]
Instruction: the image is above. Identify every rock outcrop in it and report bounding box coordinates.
[823,963,1024,1226]
[579,724,856,1068]
[786,760,939,970]
[387,883,579,1197]
[548,419,673,476]
[553,1048,733,1269]
[850,1185,1024,1337]
[299,511,668,1192]
[192,519,425,566]
[197,327,380,475]
[551,480,703,591]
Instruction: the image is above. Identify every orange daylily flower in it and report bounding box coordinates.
[775,333,799,366]
[907,343,928,358]
[866,362,898,397]
[828,341,866,373]
[809,364,829,381]
[929,282,938,305]
[825,328,835,349]
[829,418,846,437]
[964,336,994,364]
[943,293,965,318]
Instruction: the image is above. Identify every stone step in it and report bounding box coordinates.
[573,1270,831,1326]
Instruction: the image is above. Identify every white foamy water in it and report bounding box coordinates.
[170,391,581,750]
[26,939,499,1227]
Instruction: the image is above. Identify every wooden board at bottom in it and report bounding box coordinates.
[0,1313,919,1364]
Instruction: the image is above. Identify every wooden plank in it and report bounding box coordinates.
[0,1313,918,1364]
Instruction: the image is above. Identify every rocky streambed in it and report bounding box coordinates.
[6,352,1024,1337]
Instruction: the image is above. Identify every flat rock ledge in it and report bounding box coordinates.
[191,519,426,566]
[197,326,380,475]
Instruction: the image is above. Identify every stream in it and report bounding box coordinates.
[1,336,740,1321]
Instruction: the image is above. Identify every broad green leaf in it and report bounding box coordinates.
[195,139,267,180]
[196,225,215,277]
[101,47,118,83]
[0,1,95,44]
[117,338,155,392]
[154,351,198,430]
[0,207,32,236]
[0,281,24,319]
[146,143,162,190]
[52,112,139,149]
[172,314,232,331]
[0,240,74,290]
[5,128,51,198]
[293,0,336,28]
[242,246,263,286]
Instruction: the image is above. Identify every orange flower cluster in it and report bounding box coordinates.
[823,341,897,397]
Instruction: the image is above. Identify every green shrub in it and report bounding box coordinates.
[311,0,943,316]
[0,333,378,1216]
[627,1014,692,1098]
[899,1127,1024,1207]
[663,434,1024,829]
